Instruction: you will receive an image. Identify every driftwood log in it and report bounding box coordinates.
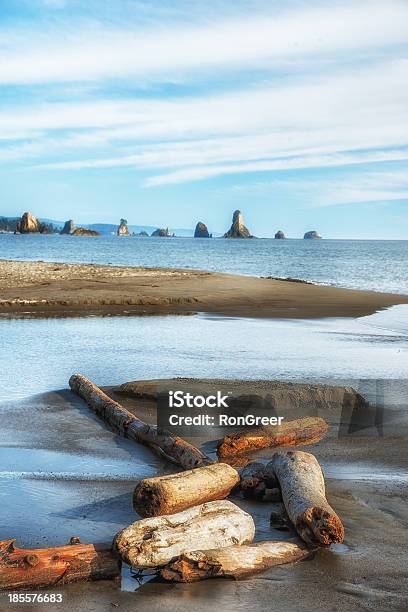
[69,373,210,470]
[239,461,281,502]
[160,540,310,582]
[271,451,344,546]
[113,500,255,568]
[133,463,240,517]
[0,538,119,591]
[217,416,329,458]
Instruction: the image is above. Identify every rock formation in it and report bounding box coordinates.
[304,231,322,240]
[60,220,75,235]
[275,231,286,239]
[151,228,172,237]
[16,212,40,234]
[117,218,129,236]
[135,231,149,237]
[224,210,253,238]
[72,227,100,236]
[194,222,210,238]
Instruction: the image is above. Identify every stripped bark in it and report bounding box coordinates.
[133,463,240,517]
[69,373,211,470]
[271,451,344,546]
[0,538,119,591]
[217,416,329,458]
[113,500,255,568]
[160,540,310,582]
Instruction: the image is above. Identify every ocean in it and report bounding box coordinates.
[0,234,407,293]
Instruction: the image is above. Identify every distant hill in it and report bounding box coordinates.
[0,216,224,237]
[0,216,207,237]
[85,223,195,237]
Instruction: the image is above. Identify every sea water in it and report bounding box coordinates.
[0,234,407,293]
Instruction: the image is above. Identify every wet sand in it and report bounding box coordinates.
[1,259,408,319]
[1,381,407,611]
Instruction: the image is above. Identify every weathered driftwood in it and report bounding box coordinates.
[217,416,329,458]
[239,461,281,501]
[113,500,255,568]
[160,540,310,582]
[271,451,344,546]
[133,463,240,517]
[69,373,210,470]
[0,538,119,591]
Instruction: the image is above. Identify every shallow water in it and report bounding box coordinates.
[1,233,407,293]
[0,305,407,401]
[0,306,407,548]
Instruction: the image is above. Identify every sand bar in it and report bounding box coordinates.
[0,259,407,319]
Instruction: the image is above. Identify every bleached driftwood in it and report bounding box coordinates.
[0,538,119,591]
[133,463,240,517]
[271,451,344,546]
[113,500,255,568]
[69,373,210,470]
[217,416,329,458]
[160,540,310,582]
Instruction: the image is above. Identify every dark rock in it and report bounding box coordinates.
[16,212,40,234]
[194,222,210,238]
[151,228,172,237]
[60,220,75,235]
[275,230,286,239]
[304,230,322,239]
[72,227,100,236]
[224,210,254,238]
[117,219,129,236]
[135,231,149,237]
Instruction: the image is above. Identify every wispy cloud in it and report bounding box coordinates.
[0,1,407,85]
[226,168,408,208]
[1,0,408,234]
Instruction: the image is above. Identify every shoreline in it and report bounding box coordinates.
[1,381,407,609]
[0,258,408,320]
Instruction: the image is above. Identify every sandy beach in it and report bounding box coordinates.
[1,259,407,319]
[1,379,406,611]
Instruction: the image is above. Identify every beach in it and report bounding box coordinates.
[1,259,408,319]
[0,256,407,610]
[1,381,407,611]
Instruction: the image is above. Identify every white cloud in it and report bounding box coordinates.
[143,150,408,187]
[0,1,407,84]
[227,169,408,208]
[0,59,402,186]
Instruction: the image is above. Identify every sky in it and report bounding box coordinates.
[0,0,407,238]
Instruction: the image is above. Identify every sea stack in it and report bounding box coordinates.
[117,218,129,236]
[194,222,210,238]
[304,230,322,240]
[224,210,254,238]
[275,230,286,239]
[60,220,75,235]
[16,212,40,234]
[72,227,100,236]
[151,228,172,237]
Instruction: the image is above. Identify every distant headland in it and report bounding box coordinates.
[0,210,323,240]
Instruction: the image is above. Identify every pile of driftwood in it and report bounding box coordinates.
[0,374,345,591]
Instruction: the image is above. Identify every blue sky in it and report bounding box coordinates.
[0,0,407,238]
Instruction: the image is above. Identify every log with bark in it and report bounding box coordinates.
[113,500,255,568]
[160,540,310,582]
[133,463,240,517]
[69,373,211,470]
[271,450,344,546]
[217,416,329,458]
[0,538,120,591]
